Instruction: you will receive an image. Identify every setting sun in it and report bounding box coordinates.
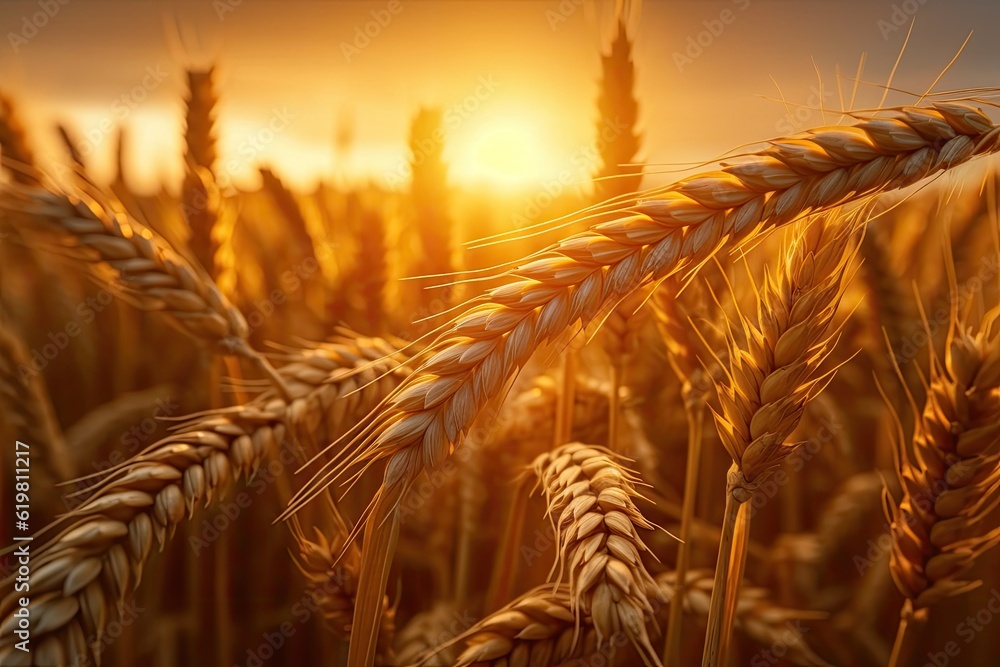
[4,2,1000,667]
[449,116,563,189]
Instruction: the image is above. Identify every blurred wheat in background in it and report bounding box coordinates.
[3,0,1000,666]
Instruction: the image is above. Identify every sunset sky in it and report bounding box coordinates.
[2,0,999,193]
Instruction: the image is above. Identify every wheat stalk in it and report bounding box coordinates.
[531,442,663,665]
[701,214,860,665]
[0,337,406,665]
[886,301,1000,665]
[281,101,1000,667]
[291,517,396,665]
[0,319,73,483]
[0,93,38,185]
[0,182,298,396]
[649,273,720,665]
[657,570,830,666]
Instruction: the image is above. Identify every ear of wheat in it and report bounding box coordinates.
[0,337,406,665]
[886,301,1000,665]
[291,517,396,665]
[394,601,464,667]
[531,442,663,665]
[181,66,222,278]
[278,102,1000,667]
[701,213,860,665]
[593,18,642,203]
[449,570,829,667]
[1,185,249,354]
[0,93,39,185]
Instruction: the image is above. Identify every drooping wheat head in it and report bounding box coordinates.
[531,442,663,665]
[281,101,1000,667]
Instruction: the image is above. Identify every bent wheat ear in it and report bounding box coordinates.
[0,337,406,666]
[531,443,663,665]
[283,102,1000,667]
[1,184,249,356]
[450,571,829,667]
[453,587,600,667]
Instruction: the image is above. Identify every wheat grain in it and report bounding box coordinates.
[0,337,406,665]
[282,101,1000,667]
[531,442,662,665]
[292,519,396,665]
[886,300,1000,664]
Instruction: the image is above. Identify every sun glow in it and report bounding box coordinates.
[449,116,563,190]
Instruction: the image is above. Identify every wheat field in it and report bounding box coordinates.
[2,1,1000,666]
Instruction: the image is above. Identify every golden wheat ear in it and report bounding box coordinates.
[886,281,1000,664]
[531,443,667,666]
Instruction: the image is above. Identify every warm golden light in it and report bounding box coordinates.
[449,117,562,189]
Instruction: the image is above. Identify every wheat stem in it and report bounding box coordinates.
[663,397,705,665]
[701,465,743,667]
[888,601,928,667]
